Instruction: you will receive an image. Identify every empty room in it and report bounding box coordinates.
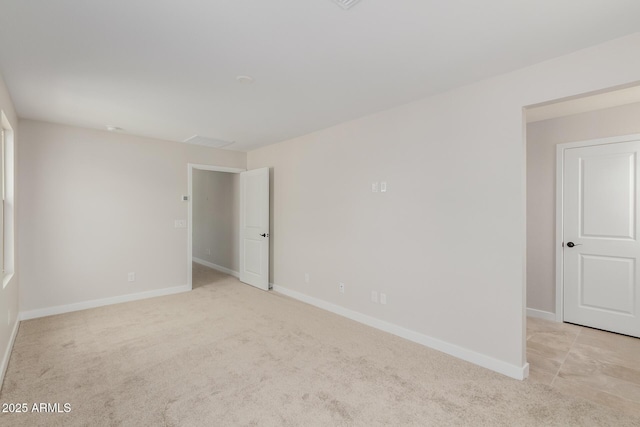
[1,1,640,425]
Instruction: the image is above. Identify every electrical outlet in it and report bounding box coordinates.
[371,291,378,303]
[380,293,387,305]
[339,282,345,293]
[305,273,310,283]
[128,272,136,282]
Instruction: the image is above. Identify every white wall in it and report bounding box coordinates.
[18,120,246,315]
[248,33,640,378]
[0,72,19,382]
[527,102,640,314]
[192,170,240,272]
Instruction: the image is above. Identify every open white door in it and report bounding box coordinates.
[239,167,270,290]
[563,138,640,337]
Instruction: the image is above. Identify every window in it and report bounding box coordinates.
[1,110,14,287]
[0,125,4,274]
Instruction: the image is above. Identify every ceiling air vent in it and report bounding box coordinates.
[183,135,234,149]
[332,0,362,10]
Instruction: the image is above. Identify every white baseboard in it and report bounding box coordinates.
[1,316,20,388]
[19,285,191,321]
[526,308,557,322]
[273,284,529,380]
[193,258,239,278]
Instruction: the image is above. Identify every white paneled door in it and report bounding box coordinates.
[563,139,640,337]
[240,168,270,291]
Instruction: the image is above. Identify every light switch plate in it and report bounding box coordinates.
[380,181,387,192]
[372,182,379,192]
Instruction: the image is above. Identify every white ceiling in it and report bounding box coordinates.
[1,1,639,151]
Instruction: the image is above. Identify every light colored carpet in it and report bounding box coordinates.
[2,267,639,426]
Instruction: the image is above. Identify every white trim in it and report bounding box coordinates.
[555,134,640,323]
[193,257,239,278]
[188,164,246,174]
[19,285,191,321]
[521,107,528,368]
[273,284,529,380]
[0,316,20,387]
[555,144,564,322]
[187,163,245,291]
[526,308,557,322]
[555,133,640,150]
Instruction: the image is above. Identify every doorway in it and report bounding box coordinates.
[187,164,244,289]
[523,84,640,412]
[525,84,640,330]
[187,164,271,291]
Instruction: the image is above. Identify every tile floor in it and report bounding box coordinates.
[527,317,640,417]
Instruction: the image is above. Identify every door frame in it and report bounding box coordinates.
[555,133,640,322]
[187,163,245,290]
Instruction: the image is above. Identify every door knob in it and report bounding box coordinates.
[260,233,269,237]
[566,241,582,248]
